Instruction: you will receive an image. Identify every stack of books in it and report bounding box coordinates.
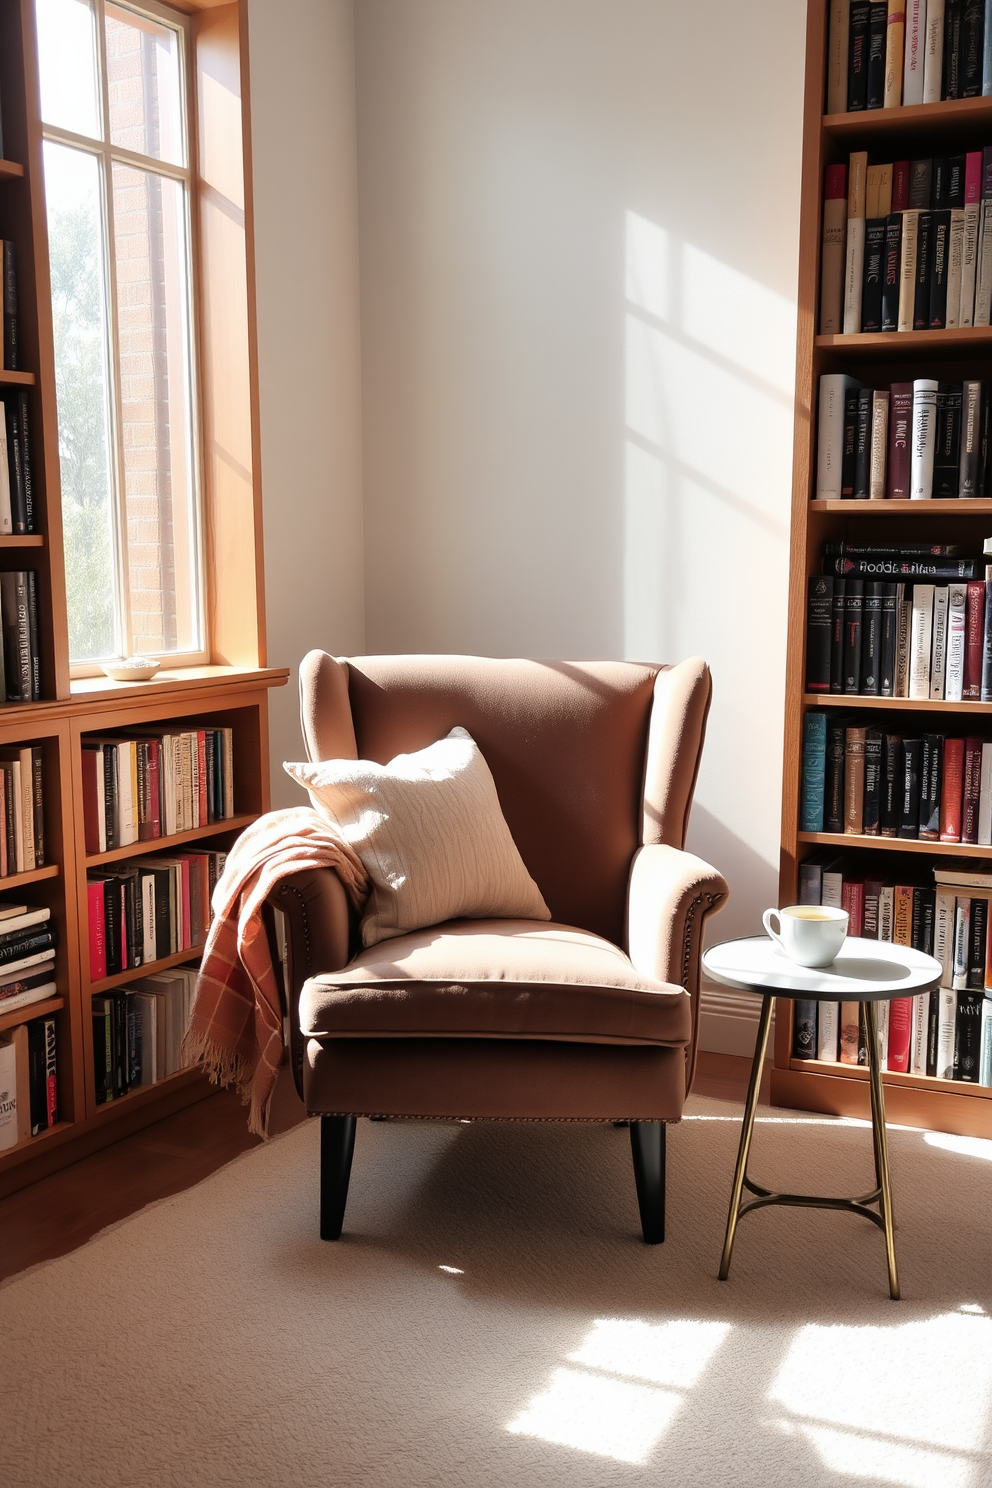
[0,570,40,703]
[0,389,35,534]
[0,1011,58,1150]
[820,150,992,336]
[92,965,196,1104]
[803,715,992,842]
[86,849,227,981]
[0,903,56,1021]
[792,852,992,1084]
[805,544,992,699]
[82,725,235,853]
[828,1,992,116]
[816,375,991,501]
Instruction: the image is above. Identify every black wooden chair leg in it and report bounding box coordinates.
[629,1120,666,1244]
[320,1115,357,1240]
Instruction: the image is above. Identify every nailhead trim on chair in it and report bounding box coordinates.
[681,890,723,1094]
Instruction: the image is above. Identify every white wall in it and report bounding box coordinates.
[247,0,365,806]
[352,1,806,1048]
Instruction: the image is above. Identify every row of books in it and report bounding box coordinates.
[82,726,235,855]
[0,903,56,1019]
[0,389,35,533]
[86,849,225,982]
[816,375,992,500]
[793,854,992,1081]
[820,151,992,336]
[806,563,992,699]
[0,1012,58,1150]
[828,0,992,114]
[803,716,992,843]
[0,743,44,875]
[0,570,40,704]
[92,966,196,1104]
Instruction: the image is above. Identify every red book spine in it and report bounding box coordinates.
[887,384,914,497]
[87,880,106,981]
[963,737,984,843]
[197,731,207,828]
[824,162,847,199]
[44,1018,57,1127]
[940,737,965,841]
[0,764,7,878]
[965,582,986,698]
[81,749,100,855]
[887,997,914,1071]
[842,879,865,936]
[892,159,911,212]
[147,740,161,838]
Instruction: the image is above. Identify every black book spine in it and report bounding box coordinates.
[909,157,933,210]
[968,896,988,987]
[12,571,29,701]
[27,1019,46,1135]
[898,737,922,838]
[933,384,963,497]
[860,580,883,694]
[866,1,888,105]
[830,576,847,693]
[961,0,985,93]
[92,1001,111,1105]
[880,583,898,696]
[853,388,872,499]
[913,886,936,955]
[102,745,116,852]
[914,212,933,328]
[954,989,983,1079]
[792,1001,818,1058]
[112,989,126,1099]
[18,391,33,533]
[848,1,871,109]
[944,0,964,97]
[4,392,25,533]
[882,734,902,836]
[807,576,833,692]
[841,389,859,498]
[862,218,886,330]
[959,380,987,496]
[933,157,951,209]
[881,214,902,332]
[863,727,883,834]
[0,930,55,965]
[126,992,141,1090]
[26,570,39,701]
[153,871,170,961]
[31,745,43,868]
[929,210,952,327]
[927,989,940,1077]
[948,154,966,209]
[205,730,217,824]
[919,734,943,838]
[127,874,143,968]
[2,241,16,371]
[826,720,847,833]
[843,579,864,693]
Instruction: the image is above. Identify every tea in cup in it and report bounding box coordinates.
[762,904,848,968]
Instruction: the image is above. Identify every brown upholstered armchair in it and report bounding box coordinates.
[269,653,729,1245]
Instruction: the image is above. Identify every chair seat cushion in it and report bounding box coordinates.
[299,920,690,1046]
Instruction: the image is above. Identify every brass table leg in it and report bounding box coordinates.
[719,992,773,1281]
[864,999,900,1301]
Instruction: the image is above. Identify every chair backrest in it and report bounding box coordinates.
[299,652,712,948]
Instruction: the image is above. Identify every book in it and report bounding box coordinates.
[881,212,903,330]
[885,0,907,102]
[844,151,869,332]
[905,0,929,100]
[869,391,889,496]
[929,583,949,698]
[808,577,833,691]
[887,382,913,496]
[844,579,865,690]
[965,580,985,696]
[899,738,922,836]
[924,0,947,99]
[820,169,849,334]
[898,208,920,329]
[962,0,984,91]
[940,736,965,841]
[909,584,934,697]
[829,0,854,111]
[944,0,964,95]
[868,1,889,104]
[960,151,983,323]
[862,216,886,329]
[801,712,828,832]
[932,383,962,496]
[914,210,934,328]
[959,380,987,495]
[853,386,872,498]
[2,241,16,371]
[881,731,903,835]
[963,735,984,842]
[910,379,938,498]
[826,719,847,831]
[816,374,859,497]
[929,209,952,325]
[845,725,867,833]
[850,2,873,108]
[974,145,992,323]
[861,579,883,692]
[864,727,883,833]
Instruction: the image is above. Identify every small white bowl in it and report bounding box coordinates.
[102,657,161,683]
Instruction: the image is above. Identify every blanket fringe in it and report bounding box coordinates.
[181,1029,253,1102]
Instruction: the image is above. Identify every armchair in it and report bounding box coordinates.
[270,653,728,1244]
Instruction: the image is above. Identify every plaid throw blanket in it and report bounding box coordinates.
[181,807,369,1136]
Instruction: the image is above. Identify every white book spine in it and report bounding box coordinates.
[0,1037,17,1151]
[869,390,889,499]
[817,1001,840,1061]
[975,198,992,326]
[844,217,865,335]
[118,742,136,846]
[10,759,22,874]
[929,584,949,698]
[822,871,844,908]
[910,993,930,1075]
[828,0,852,112]
[960,200,981,325]
[0,983,56,1016]
[980,999,992,1085]
[898,210,920,331]
[935,887,957,983]
[923,0,945,101]
[910,378,938,498]
[903,0,928,102]
[953,897,971,989]
[141,873,156,963]
[0,417,12,537]
[909,584,935,699]
[878,886,895,941]
[17,749,33,872]
[95,748,106,853]
[980,743,992,846]
[946,210,965,327]
[817,375,856,498]
[937,988,957,1078]
[945,583,967,700]
[896,588,912,697]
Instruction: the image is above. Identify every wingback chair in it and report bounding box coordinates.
[269,653,729,1245]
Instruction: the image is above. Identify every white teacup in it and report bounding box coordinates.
[762,904,849,968]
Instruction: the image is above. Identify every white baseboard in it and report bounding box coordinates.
[697,981,774,1059]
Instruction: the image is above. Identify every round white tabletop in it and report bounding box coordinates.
[702,935,942,1002]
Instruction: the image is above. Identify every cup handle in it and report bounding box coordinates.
[762,908,783,948]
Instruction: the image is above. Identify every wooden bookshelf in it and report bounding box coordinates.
[775,1,992,1139]
[0,0,289,1196]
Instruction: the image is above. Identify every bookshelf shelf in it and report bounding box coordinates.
[90,1064,205,1119]
[0,1115,74,1158]
[789,1052,992,1097]
[0,369,34,385]
[824,95,992,143]
[803,693,992,712]
[816,328,992,355]
[0,863,59,889]
[797,832,992,856]
[812,499,992,513]
[0,994,62,1034]
[0,158,24,179]
[84,812,257,868]
[0,534,44,547]
[90,946,202,996]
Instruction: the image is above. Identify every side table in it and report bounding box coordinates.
[702,935,942,1301]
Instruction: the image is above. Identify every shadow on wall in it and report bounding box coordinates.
[685,803,776,945]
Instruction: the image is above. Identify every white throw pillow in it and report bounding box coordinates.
[284,727,551,947]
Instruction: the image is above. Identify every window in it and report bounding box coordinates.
[36,0,204,666]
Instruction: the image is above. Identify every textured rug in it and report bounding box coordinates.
[4,1094,992,1488]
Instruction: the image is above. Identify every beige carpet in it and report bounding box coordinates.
[4,1094,992,1488]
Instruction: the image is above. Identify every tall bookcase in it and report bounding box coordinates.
[0,0,288,1197]
[775,0,992,1140]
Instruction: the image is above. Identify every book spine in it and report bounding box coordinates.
[845,725,867,833]
[853,386,873,497]
[831,577,847,691]
[792,1002,818,1058]
[944,0,964,94]
[909,583,934,697]
[896,585,912,694]
[963,735,984,841]
[975,146,992,323]
[940,735,965,839]
[868,1,889,104]
[820,171,849,334]
[910,379,938,498]
[850,2,873,107]
[924,0,947,98]
[979,740,992,844]
[929,209,952,325]
[961,152,983,322]
[898,209,920,329]
[862,217,886,329]
[959,380,988,495]
[869,390,889,497]
[829,0,854,110]
[844,152,868,331]
[955,989,983,1078]
[862,581,884,693]
[880,582,898,693]
[885,0,907,100]
[887,383,913,496]
[801,713,827,832]
[946,209,965,324]
[980,998,992,1082]
[929,583,949,698]
[913,211,933,327]
[935,887,957,980]
[31,746,43,869]
[87,881,106,982]
[961,0,984,91]
[982,576,992,701]
[2,242,16,371]
[881,213,903,330]
[844,578,865,690]
[898,737,922,836]
[807,576,834,690]
[887,995,914,1071]
[905,0,928,98]
[817,1000,840,1060]
[864,727,883,833]
[965,579,986,695]
[919,732,943,837]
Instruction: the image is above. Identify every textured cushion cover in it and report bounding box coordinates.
[300,920,691,1046]
[284,728,550,947]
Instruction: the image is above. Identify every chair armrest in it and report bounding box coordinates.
[626,844,729,1093]
[267,867,356,1100]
